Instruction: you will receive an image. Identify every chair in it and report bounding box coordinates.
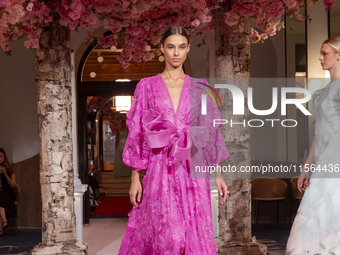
[6,184,20,234]
[251,178,287,229]
[289,176,304,223]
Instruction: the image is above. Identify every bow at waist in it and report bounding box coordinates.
[142,109,209,162]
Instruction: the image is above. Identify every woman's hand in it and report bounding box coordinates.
[130,176,142,208]
[298,167,310,193]
[2,168,8,178]
[215,178,228,204]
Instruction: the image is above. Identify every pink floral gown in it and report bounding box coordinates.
[118,74,229,255]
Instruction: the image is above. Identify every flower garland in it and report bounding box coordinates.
[0,0,336,67]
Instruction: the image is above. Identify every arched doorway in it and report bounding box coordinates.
[77,32,167,223]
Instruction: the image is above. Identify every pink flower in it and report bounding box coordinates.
[260,33,268,40]
[251,28,260,43]
[98,34,116,49]
[200,14,212,23]
[69,0,84,20]
[243,4,261,16]
[233,22,245,33]
[7,4,25,25]
[24,29,41,49]
[24,37,38,49]
[284,0,298,9]
[192,0,207,9]
[323,0,337,7]
[85,32,94,43]
[276,21,285,31]
[267,2,284,17]
[267,27,276,36]
[143,52,155,61]
[80,11,99,29]
[69,20,79,30]
[104,18,122,33]
[26,2,33,11]
[296,13,305,21]
[0,0,11,8]
[292,6,300,15]
[224,11,239,26]
[191,19,201,27]
[256,21,268,31]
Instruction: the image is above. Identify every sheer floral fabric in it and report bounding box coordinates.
[119,74,229,255]
[286,79,340,254]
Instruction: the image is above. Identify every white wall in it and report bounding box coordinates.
[250,30,286,162]
[0,38,39,163]
[307,1,329,152]
[0,29,94,164]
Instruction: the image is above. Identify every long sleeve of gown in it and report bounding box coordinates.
[200,80,229,166]
[122,78,150,171]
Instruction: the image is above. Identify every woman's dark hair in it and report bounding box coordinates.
[0,147,13,175]
[161,26,190,46]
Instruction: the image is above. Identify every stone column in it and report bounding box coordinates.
[31,21,87,255]
[213,7,267,255]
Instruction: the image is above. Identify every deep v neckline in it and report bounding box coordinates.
[159,73,188,116]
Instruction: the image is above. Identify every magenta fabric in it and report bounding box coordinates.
[119,74,229,255]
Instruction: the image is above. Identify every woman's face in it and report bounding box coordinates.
[161,34,190,68]
[318,43,340,70]
[0,152,4,165]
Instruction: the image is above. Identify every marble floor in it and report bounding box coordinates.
[83,218,289,255]
[83,218,128,255]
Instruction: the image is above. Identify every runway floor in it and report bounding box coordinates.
[0,220,290,254]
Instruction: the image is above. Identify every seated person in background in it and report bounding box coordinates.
[0,148,17,236]
[88,160,107,200]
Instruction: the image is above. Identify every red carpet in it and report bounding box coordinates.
[90,197,133,216]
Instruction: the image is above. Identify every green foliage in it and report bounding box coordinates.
[320,242,326,249]
[313,242,337,255]
[5,50,12,57]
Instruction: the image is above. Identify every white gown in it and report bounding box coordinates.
[286,79,340,254]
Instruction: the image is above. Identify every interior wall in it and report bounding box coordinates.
[14,154,42,228]
[250,35,283,162]
[0,38,39,164]
[306,1,329,155]
[286,32,306,164]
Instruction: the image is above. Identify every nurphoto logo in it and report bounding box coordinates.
[198,82,312,128]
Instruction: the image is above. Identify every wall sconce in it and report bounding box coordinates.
[90,72,96,78]
[159,56,164,62]
[295,72,306,77]
[97,56,104,63]
[115,79,131,82]
[113,96,133,113]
